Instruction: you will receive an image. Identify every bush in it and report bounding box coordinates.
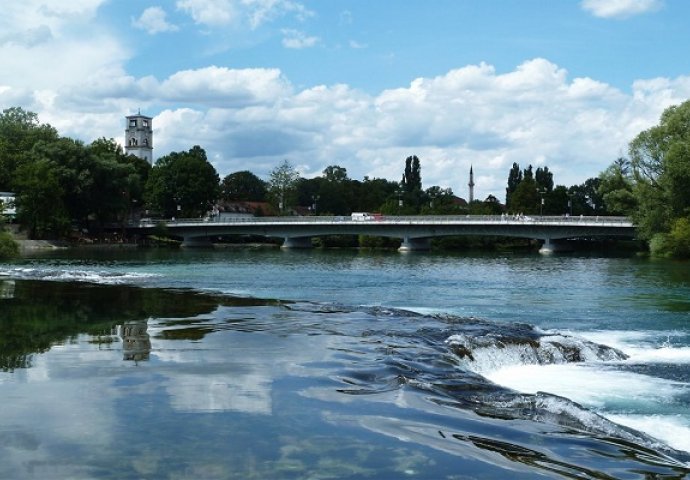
[667,217,690,259]
[0,231,19,259]
[648,233,670,257]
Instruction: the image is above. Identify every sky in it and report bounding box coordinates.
[2,0,690,202]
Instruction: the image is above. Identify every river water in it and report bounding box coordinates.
[1,247,689,479]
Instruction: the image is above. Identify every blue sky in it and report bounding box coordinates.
[2,0,689,201]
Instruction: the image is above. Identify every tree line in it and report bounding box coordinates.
[1,100,689,257]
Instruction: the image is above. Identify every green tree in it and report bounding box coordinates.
[400,155,424,213]
[14,160,69,239]
[629,100,690,246]
[402,155,422,192]
[87,138,150,230]
[322,165,349,184]
[356,177,398,212]
[316,165,351,215]
[568,178,602,216]
[145,146,220,218]
[535,166,554,192]
[0,231,19,259]
[505,162,522,206]
[598,158,636,215]
[509,176,539,214]
[267,160,300,214]
[663,217,690,258]
[220,170,267,202]
[422,186,459,214]
[0,107,58,190]
[27,138,95,227]
[546,185,570,215]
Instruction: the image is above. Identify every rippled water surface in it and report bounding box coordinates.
[1,248,689,479]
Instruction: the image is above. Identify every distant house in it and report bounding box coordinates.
[451,196,468,208]
[214,201,277,220]
[0,192,16,219]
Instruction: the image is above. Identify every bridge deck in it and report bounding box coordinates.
[140,215,633,228]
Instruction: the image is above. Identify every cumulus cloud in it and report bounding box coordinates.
[157,66,292,106]
[581,0,664,19]
[281,29,319,49]
[2,1,687,203]
[132,6,179,34]
[29,57,690,202]
[137,58,690,202]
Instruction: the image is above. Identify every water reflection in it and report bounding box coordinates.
[0,279,277,371]
[120,321,151,362]
[0,279,14,299]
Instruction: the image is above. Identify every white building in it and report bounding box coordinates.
[125,114,153,164]
[0,192,16,219]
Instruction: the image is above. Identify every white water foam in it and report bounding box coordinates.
[445,333,624,377]
[607,414,690,454]
[485,363,690,454]
[574,330,690,364]
[0,267,158,285]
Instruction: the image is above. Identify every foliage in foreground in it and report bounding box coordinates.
[0,231,19,259]
[623,99,690,257]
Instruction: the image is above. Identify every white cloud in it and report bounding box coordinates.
[132,6,179,34]
[127,58,686,202]
[2,0,686,205]
[158,66,292,105]
[44,59,687,202]
[176,0,312,29]
[176,0,236,26]
[244,0,314,29]
[349,40,367,49]
[281,29,319,49]
[581,0,663,19]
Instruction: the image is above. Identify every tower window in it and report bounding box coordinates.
[129,137,138,146]
[143,138,149,146]
[129,119,137,127]
[142,120,149,127]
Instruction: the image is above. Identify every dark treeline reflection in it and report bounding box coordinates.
[0,279,277,371]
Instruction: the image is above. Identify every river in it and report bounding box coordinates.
[1,247,689,479]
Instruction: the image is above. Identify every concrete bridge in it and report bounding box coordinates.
[131,215,635,253]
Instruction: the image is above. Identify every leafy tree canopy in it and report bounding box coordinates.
[267,160,300,214]
[627,99,690,255]
[221,170,267,202]
[0,107,58,190]
[145,145,220,218]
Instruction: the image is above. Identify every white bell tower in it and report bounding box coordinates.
[125,113,153,164]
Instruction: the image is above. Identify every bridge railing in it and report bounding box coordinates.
[140,215,633,227]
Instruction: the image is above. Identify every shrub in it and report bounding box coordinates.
[0,231,19,259]
[667,217,690,259]
[648,233,670,257]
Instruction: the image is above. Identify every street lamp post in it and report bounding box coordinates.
[311,194,319,215]
[538,189,546,217]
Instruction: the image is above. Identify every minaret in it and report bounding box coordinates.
[468,165,475,203]
[125,113,153,164]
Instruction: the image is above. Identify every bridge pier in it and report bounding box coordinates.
[538,238,573,254]
[398,236,431,252]
[181,236,213,248]
[281,236,313,249]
